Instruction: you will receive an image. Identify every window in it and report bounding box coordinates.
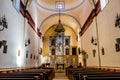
[56,0,65,10]
[100,0,110,10]
[12,0,20,13]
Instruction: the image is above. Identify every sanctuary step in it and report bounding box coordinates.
[53,73,69,80]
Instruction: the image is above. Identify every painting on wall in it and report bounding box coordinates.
[65,48,69,55]
[26,53,28,58]
[101,47,105,55]
[50,36,56,46]
[3,45,7,53]
[92,49,96,57]
[36,56,38,60]
[64,36,70,46]
[0,41,2,48]
[115,43,120,52]
[2,40,7,46]
[18,49,20,56]
[72,47,76,55]
[65,38,69,45]
[34,55,36,60]
[51,48,55,55]
[78,48,80,54]
[30,54,32,59]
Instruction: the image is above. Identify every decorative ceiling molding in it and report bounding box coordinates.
[35,0,85,11]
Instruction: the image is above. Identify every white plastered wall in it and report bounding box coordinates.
[81,0,120,68]
[97,0,120,68]
[0,0,41,68]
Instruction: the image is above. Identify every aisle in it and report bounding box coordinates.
[53,72,69,80]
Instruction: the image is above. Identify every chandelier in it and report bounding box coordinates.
[54,10,65,32]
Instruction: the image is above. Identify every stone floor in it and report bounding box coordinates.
[53,72,69,80]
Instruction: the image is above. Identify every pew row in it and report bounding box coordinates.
[66,68,120,80]
[0,67,54,80]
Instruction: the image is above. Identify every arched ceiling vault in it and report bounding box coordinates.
[27,0,94,36]
[35,0,85,11]
[40,13,81,36]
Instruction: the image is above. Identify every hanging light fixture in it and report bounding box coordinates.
[0,15,8,31]
[55,9,65,32]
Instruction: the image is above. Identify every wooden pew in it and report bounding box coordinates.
[73,70,120,80]
[66,68,120,80]
[19,68,54,80]
[0,68,54,80]
[0,72,43,80]
[41,67,55,79]
[84,75,120,80]
[0,77,40,80]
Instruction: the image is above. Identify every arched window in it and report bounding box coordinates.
[55,0,65,9]
[100,0,110,10]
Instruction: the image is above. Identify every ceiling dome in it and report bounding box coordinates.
[35,0,85,11]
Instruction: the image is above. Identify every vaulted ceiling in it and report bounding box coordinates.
[35,0,85,11]
[24,0,96,35]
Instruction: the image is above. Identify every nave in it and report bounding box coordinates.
[53,73,69,80]
[1,66,120,80]
[0,0,120,80]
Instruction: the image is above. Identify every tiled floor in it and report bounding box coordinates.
[53,72,69,80]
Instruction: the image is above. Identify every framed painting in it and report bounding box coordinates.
[3,45,7,53]
[51,48,55,55]
[65,48,69,55]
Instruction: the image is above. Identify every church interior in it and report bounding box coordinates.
[0,0,120,80]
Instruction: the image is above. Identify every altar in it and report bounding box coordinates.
[50,55,78,71]
[56,63,64,70]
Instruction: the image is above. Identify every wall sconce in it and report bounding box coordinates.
[0,40,7,48]
[0,40,7,53]
[101,47,105,55]
[0,15,8,31]
[115,13,120,27]
[91,36,97,45]
[2,40,7,46]
[25,38,30,47]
